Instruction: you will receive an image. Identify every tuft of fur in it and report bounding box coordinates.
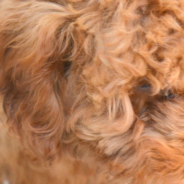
[1,0,184,183]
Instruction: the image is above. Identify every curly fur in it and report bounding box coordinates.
[1,0,184,183]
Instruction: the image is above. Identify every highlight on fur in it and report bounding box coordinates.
[1,0,184,183]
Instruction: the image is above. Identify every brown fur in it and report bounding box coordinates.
[1,0,184,183]
[0,99,108,184]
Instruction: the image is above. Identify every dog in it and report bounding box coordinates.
[1,0,184,183]
[0,117,107,184]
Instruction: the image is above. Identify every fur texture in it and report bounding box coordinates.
[1,0,184,183]
[0,98,109,184]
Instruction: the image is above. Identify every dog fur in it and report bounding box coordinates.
[0,98,108,183]
[1,0,184,183]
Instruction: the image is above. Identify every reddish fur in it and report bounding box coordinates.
[1,0,184,183]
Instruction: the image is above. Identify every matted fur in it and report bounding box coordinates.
[1,0,184,183]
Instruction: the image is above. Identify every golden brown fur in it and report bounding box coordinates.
[0,98,108,184]
[1,0,184,183]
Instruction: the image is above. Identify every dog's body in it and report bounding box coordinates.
[0,98,109,184]
[1,0,184,183]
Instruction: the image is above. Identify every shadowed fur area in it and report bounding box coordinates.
[1,0,184,183]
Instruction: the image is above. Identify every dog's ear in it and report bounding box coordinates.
[0,1,79,161]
